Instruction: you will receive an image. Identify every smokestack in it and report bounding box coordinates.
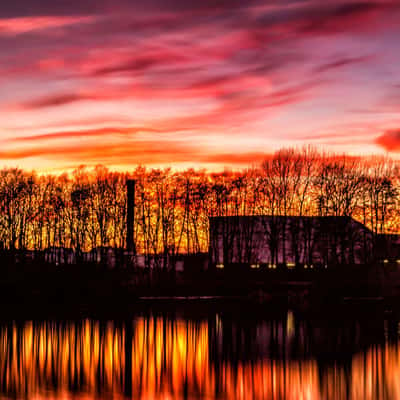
[126,179,136,253]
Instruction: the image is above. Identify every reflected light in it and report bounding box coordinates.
[0,317,399,399]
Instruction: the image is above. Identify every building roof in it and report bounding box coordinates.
[210,215,354,221]
[209,215,374,234]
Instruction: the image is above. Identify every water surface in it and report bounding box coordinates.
[0,307,399,399]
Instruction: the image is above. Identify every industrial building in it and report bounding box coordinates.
[209,215,400,268]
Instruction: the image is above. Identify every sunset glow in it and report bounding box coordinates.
[1,1,400,171]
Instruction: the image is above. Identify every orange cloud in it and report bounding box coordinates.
[0,137,273,169]
[0,141,196,164]
[204,152,271,165]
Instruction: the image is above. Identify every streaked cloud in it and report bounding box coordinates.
[0,0,399,170]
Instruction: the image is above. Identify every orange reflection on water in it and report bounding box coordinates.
[0,320,125,398]
[220,360,320,400]
[0,317,399,399]
[130,317,213,399]
[350,343,400,400]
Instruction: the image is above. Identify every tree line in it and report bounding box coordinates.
[0,147,398,265]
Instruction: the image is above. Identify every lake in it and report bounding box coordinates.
[0,304,399,399]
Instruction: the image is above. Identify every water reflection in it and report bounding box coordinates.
[0,311,399,399]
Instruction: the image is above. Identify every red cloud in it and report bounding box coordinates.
[375,130,400,152]
[297,1,397,35]
[21,93,90,109]
[10,126,163,143]
[315,56,371,73]
[0,16,93,35]
[12,90,131,110]
[92,51,189,76]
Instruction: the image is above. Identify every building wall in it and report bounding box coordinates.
[210,217,374,266]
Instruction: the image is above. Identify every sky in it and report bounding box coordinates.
[0,0,400,172]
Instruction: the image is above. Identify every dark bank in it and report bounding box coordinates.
[2,179,400,311]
